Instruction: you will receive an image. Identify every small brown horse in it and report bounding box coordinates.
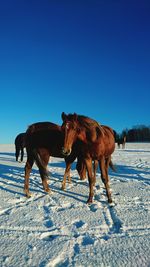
[15,133,26,162]
[24,121,86,197]
[61,112,115,204]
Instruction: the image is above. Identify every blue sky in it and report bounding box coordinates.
[0,0,150,143]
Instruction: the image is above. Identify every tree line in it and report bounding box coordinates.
[115,125,150,142]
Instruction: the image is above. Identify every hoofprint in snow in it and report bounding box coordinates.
[0,143,150,267]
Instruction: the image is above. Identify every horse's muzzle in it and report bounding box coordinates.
[62,147,71,156]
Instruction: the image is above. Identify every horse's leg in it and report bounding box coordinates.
[93,160,98,186]
[99,157,112,203]
[76,156,86,180]
[24,154,34,197]
[80,161,87,180]
[122,142,125,149]
[15,146,20,161]
[61,160,72,190]
[37,150,51,194]
[85,158,95,204]
[20,147,24,162]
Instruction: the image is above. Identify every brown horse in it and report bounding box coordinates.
[24,121,86,197]
[15,133,26,162]
[61,112,115,204]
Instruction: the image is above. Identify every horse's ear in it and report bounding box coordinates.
[73,113,78,122]
[61,112,67,122]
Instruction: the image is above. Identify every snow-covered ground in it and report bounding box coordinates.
[0,143,150,267]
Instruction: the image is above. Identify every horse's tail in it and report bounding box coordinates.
[109,160,116,172]
[32,149,49,179]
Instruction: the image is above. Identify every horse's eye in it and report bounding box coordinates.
[72,125,78,131]
[77,128,80,134]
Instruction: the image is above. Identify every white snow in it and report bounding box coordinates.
[0,143,150,267]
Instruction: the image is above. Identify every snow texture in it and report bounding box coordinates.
[0,143,150,267]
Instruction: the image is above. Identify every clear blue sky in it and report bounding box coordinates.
[0,0,150,143]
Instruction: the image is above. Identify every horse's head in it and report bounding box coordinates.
[61,112,80,156]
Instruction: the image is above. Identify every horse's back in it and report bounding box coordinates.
[27,122,61,134]
[25,122,64,157]
[15,133,26,147]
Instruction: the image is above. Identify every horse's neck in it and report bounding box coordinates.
[78,129,87,143]
[88,128,98,142]
[78,127,98,143]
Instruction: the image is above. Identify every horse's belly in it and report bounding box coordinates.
[90,141,115,159]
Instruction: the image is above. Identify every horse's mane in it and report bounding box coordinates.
[66,113,104,141]
[78,115,100,129]
[66,114,100,129]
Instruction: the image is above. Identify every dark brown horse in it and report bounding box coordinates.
[61,112,115,204]
[117,136,126,149]
[24,121,86,197]
[15,133,26,162]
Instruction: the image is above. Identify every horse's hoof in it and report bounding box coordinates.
[61,186,65,191]
[24,190,32,198]
[80,176,86,180]
[45,188,51,194]
[109,202,115,207]
[61,183,66,190]
[108,198,113,204]
[87,199,93,205]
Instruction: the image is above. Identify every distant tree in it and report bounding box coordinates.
[121,125,150,142]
